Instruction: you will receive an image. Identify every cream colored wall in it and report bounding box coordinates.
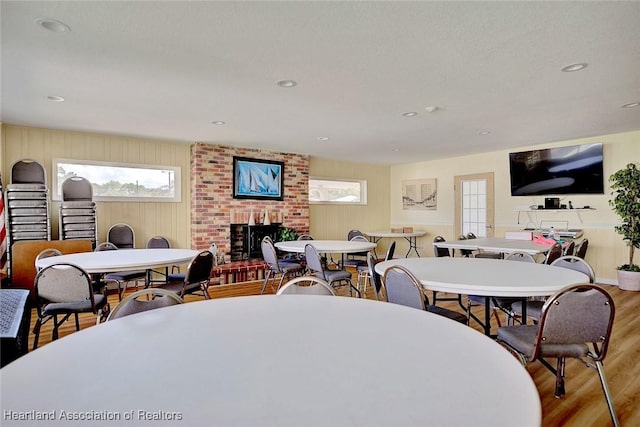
[390,130,640,283]
[1,125,192,249]
[309,157,391,253]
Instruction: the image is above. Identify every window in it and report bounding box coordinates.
[309,177,367,205]
[462,179,487,237]
[52,158,181,202]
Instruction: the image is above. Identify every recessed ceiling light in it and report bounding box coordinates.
[424,106,439,113]
[561,63,588,72]
[478,130,491,135]
[402,112,418,117]
[36,18,71,33]
[392,148,400,152]
[317,136,329,141]
[277,80,297,88]
[621,102,640,108]
[211,121,225,125]
[47,95,65,102]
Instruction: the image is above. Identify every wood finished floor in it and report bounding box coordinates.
[23,273,640,427]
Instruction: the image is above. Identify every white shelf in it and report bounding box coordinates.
[515,208,595,224]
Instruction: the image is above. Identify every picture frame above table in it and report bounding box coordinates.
[233,157,284,201]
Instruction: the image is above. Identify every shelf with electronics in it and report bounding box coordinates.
[514,205,595,240]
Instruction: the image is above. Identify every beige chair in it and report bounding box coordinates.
[383,265,466,323]
[497,284,619,427]
[260,237,304,294]
[276,276,335,296]
[32,263,109,349]
[107,288,184,321]
[511,255,596,323]
[158,250,214,300]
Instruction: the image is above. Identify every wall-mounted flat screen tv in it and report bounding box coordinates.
[509,143,604,196]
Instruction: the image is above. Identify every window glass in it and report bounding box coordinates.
[52,158,181,202]
[309,178,367,205]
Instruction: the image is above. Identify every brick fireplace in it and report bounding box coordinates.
[190,143,310,260]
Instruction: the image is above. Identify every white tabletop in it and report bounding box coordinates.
[364,230,426,238]
[0,296,541,427]
[274,239,376,254]
[434,237,556,255]
[34,248,200,273]
[375,257,588,297]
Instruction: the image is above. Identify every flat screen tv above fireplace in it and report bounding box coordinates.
[509,143,604,196]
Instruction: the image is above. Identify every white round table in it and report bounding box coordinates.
[364,230,426,257]
[274,239,376,254]
[35,248,200,273]
[375,257,588,297]
[375,257,589,335]
[0,296,541,426]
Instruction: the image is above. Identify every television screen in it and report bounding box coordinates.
[509,143,604,196]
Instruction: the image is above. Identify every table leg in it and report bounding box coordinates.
[404,236,420,257]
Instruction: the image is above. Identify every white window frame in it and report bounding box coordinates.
[52,158,181,202]
[309,177,367,205]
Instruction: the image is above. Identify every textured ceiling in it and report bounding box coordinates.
[1,1,639,164]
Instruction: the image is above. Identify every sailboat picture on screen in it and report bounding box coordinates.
[233,157,284,200]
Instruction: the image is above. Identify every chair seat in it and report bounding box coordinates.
[279,262,304,273]
[161,280,203,296]
[324,268,352,282]
[167,273,186,282]
[426,305,467,323]
[43,294,108,315]
[511,300,544,320]
[497,324,589,359]
[105,270,146,281]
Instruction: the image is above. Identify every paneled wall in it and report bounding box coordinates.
[1,125,192,249]
[190,143,309,257]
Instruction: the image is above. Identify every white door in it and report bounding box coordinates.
[454,173,495,238]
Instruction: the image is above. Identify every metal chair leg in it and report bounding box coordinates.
[596,360,620,427]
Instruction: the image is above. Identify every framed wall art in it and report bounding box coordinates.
[233,157,284,200]
[402,178,437,210]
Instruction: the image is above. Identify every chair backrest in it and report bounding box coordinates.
[385,241,396,261]
[35,263,94,304]
[62,176,93,201]
[505,252,536,263]
[95,242,118,252]
[276,276,335,296]
[108,223,135,249]
[474,252,501,259]
[348,235,370,258]
[297,234,314,241]
[544,243,563,265]
[261,237,281,272]
[458,234,473,257]
[107,288,184,321]
[304,244,326,280]
[575,239,589,259]
[466,232,477,239]
[550,255,596,283]
[383,265,426,311]
[433,236,450,257]
[11,159,45,184]
[563,240,576,256]
[367,251,384,297]
[146,236,170,249]
[347,230,365,240]
[185,250,214,285]
[534,284,615,362]
[34,248,62,271]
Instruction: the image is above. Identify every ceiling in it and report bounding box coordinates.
[1,1,639,165]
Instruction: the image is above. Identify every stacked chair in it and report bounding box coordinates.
[59,176,98,249]
[5,160,52,274]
